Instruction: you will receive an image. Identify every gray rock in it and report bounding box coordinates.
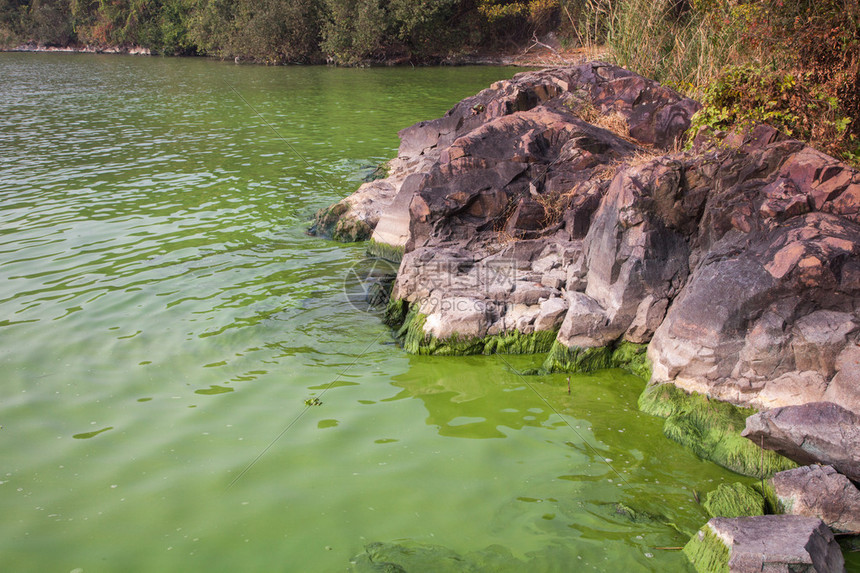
[534,296,569,331]
[702,515,845,573]
[510,282,556,305]
[791,311,858,378]
[531,252,560,274]
[823,342,860,416]
[371,172,427,250]
[556,292,624,348]
[420,296,490,340]
[583,160,689,341]
[624,294,669,344]
[504,303,540,333]
[742,402,860,481]
[539,268,566,290]
[770,465,860,534]
[752,371,828,411]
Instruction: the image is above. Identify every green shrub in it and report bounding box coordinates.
[0,0,27,46]
[690,64,857,163]
[320,0,388,64]
[191,0,322,62]
[27,0,73,45]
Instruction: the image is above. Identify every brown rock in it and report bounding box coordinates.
[742,402,860,481]
[698,515,845,573]
[770,465,860,534]
[322,62,860,418]
[822,342,860,415]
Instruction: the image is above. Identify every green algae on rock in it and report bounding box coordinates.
[387,299,558,356]
[541,339,651,380]
[638,383,797,479]
[367,240,404,264]
[684,526,731,573]
[703,482,766,519]
[607,502,692,537]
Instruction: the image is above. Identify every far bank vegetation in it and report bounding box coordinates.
[1,0,857,162]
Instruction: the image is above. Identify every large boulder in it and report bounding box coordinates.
[742,402,860,482]
[317,63,860,426]
[648,134,860,409]
[379,63,702,350]
[770,465,860,534]
[685,515,845,573]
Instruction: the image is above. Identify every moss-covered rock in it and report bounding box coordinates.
[703,482,766,518]
[684,525,731,573]
[310,201,372,242]
[638,383,797,479]
[541,339,651,380]
[384,297,409,328]
[754,480,781,515]
[333,217,372,243]
[310,201,348,237]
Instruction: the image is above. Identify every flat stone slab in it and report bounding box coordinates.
[770,465,860,534]
[742,402,860,482]
[704,515,844,572]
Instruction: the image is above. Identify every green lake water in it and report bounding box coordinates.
[0,53,773,572]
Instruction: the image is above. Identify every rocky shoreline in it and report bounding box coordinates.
[314,63,859,571]
[4,42,151,55]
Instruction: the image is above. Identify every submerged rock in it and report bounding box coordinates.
[685,515,845,573]
[770,465,860,534]
[742,402,860,482]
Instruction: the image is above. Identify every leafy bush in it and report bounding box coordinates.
[690,65,857,163]
[320,0,388,64]
[189,0,322,62]
[0,0,27,46]
[27,0,73,45]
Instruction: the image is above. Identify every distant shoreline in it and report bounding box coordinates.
[3,43,151,56]
[1,42,602,68]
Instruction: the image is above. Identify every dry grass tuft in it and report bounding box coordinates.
[592,111,630,140]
